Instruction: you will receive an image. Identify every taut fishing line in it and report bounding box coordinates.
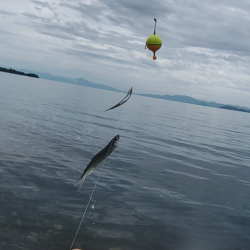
[70,104,126,250]
[70,17,161,248]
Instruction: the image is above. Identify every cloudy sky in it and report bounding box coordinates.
[1,0,250,106]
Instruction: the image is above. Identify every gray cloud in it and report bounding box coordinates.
[0,9,14,15]
[0,0,250,106]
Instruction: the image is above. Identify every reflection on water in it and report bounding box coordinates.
[1,73,250,250]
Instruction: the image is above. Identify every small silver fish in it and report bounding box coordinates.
[105,87,133,111]
[75,135,120,190]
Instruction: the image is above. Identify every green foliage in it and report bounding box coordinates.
[0,67,39,78]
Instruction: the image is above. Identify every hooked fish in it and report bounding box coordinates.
[75,135,120,190]
[105,87,133,111]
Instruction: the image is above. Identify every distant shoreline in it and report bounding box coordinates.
[4,68,249,114]
[138,94,250,114]
[0,67,39,78]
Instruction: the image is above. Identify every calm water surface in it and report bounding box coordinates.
[1,72,250,250]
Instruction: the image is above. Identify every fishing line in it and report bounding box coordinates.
[70,104,126,250]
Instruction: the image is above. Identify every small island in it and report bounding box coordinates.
[0,67,39,78]
[219,105,250,113]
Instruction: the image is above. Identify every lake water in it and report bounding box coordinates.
[1,72,250,250]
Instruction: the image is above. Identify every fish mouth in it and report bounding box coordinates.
[113,135,120,146]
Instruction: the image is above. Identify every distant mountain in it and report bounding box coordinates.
[137,93,222,108]
[0,67,38,78]
[35,72,121,92]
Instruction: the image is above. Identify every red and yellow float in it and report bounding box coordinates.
[145,18,162,60]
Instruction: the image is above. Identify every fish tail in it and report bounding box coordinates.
[74,176,86,191]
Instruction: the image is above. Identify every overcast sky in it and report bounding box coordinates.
[1,0,250,106]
